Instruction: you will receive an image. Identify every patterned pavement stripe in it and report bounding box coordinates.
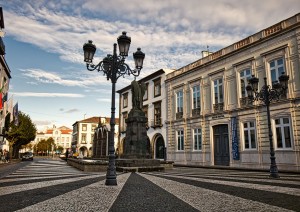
[156,173,300,188]
[0,176,103,212]
[0,174,88,183]
[139,173,292,212]
[109,173,199,212]
[169,168,300,181]
[0,173,104,196]
[146,172,300,211]
[150,172,300,196]
[18,173,131,212]
[0,174,95,187]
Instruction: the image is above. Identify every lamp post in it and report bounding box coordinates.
[83,31,145,185]
[246,73,289,178]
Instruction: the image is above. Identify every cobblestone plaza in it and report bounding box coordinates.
[0,159,299,211]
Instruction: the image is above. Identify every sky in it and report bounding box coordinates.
[0,0,299,131]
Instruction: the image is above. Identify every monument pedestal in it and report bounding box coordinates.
[116,158,164,172]
[122,109,150,159]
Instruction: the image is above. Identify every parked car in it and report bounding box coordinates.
[22,152,33,161]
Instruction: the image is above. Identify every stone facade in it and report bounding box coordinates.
[165,13,300,171]
[72,116,119,157]
[117,69,174,159]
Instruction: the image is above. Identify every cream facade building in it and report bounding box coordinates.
[72,116,119,157]
[33,126,72,153]
[117,69,174,159]
[165,13,300,171]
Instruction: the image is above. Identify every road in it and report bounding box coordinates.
[0,158,299,211]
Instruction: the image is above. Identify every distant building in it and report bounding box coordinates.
[33,125,72,153]
[72,116,119,157]
[117,69,174,159]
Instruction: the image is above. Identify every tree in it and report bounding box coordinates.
[6,112,37,159]
[21,143,33,152]
[36,138,56,156]
[57,145,64,153]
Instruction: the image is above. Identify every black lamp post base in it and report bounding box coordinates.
[269,172,280,178]
[105,178,117,185]
[269,165,280,178]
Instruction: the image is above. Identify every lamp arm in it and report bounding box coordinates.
[116,62,140,80]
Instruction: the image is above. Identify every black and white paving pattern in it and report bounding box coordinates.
[0,160,299,212]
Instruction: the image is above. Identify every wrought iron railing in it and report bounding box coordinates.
[213,103,224,112]
[176,112,183,119]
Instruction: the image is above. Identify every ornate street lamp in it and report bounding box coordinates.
[246,73,289,178]
[83,31,145,185]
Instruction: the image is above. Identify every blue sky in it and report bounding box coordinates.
[1,0,299,131]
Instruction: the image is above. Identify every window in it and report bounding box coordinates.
[240,69,252,97]
[92,124,97,131]
[81,133,87,144]
[154,102,161,126]
[142,106,148,119]
[143,83,148,101]
[243,121,256,149]
[214,78,223,103]
[193,128,202,150]
[192,85,201,109]
[122,112,128,132]
[82,124,87,131]
[123,93,128,108]
[270,58,285,85]
[177,130,184,150]
[275,117,292,149]
[154,78,161,97]
[177,90,183,113]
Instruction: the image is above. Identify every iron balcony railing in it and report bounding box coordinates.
[176,111,183,119]
[192,108,201,116]
[213,102,224,112]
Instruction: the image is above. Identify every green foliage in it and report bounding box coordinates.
[36,137,56,153]
[6,111,37,158]
[57,145,64,153]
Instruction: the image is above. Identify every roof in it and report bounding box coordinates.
[73,116,119,126]
[44,126,72,134]
[166,12,300,82]
[116,68,175,93]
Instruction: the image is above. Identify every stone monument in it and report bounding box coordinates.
[116,80,163,172]
[92,120,108,159]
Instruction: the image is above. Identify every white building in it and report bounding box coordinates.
[72,116,119,157]
[165,13,300,171]
[33,125,72,153]
[117,69,174,159]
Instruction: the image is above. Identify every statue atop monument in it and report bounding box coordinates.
[131,80,146,110]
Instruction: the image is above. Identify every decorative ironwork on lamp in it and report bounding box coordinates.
[246,72,289,178]
[83,31,145,186]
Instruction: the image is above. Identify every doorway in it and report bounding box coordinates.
[213,124,229,166]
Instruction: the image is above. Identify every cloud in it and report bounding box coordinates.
[20,68,111,87]
[63,108,80,113]
[12,92,84,98]
[3,0,300,75]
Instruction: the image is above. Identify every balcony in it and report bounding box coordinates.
[213,103,224,113]
[176,112,183,120]
[0,37,4,55]
[240,97,253,107]
[151,118,163,129]
[192,108,201,117]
